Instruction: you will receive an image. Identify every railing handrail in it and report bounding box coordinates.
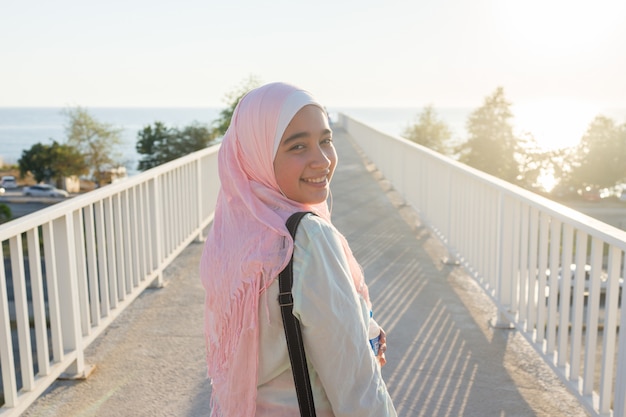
[0,143,220,416]
[338,113,626,417]
[0,146,218,239]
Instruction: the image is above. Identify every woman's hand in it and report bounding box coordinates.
[377,327,387,367]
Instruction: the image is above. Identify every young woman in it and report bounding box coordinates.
[200,82,397,417]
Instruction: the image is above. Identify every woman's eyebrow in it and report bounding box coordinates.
[282,128,332,145]
[282,131,309,145]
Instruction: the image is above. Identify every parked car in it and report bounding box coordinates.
[22,184,69,198]
[1,175,18,189]
[546,263,623,301]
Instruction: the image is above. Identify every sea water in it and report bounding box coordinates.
[2,106,625,175]
[0,106,472,174]
[0,107,221,175]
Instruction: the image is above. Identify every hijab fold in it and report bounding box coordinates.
[200,82,369,417]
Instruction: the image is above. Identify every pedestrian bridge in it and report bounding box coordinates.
[1,114,625,416]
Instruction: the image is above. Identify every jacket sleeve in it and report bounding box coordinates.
[291,215,397,417]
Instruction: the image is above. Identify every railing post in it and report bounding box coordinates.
[72,209,91,336]
[53,213,88,378]
[546,218,562,352]
[582,238,603,396]
[0,248,18,407]
[10,235,35,391]
[557,223,574,368]
[598,246,622,414]
[150,176,164,288]
[492,192,514,328]
[615,287,626,417]
[195,156,206,243]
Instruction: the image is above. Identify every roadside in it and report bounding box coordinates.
[0,168,96,222]
[0,189,74,220]
[564,199,626,231]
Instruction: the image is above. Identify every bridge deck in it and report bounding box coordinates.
[22,128,590,417]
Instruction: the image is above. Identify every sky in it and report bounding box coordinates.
[2,0,625,108]
[1,0,626,149]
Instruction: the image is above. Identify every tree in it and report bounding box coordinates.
[569,115,626,188]
[457,87,519,183]
[0,203,11,224]
[64,106,123,185]
[402,105,452,155]
[136,122,216,171]
[136,122,174,171]
[175,123,216,155]
[18,140,88,183]
[212,75,262,137]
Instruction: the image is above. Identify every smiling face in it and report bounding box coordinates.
[273,105,337,205]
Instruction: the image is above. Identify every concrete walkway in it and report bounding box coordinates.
[22,128,590,417]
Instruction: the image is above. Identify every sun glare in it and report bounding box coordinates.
[537,171,557,193]
[512,100,601,151]
[511,99,604,193]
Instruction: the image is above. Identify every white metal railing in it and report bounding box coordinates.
[0,144,220,416]
[338,113,626,417]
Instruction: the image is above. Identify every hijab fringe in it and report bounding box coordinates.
[205,274,262,417]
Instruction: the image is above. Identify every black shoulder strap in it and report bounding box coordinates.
[278,211,317,417]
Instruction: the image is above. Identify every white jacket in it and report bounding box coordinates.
[256,215,397,417]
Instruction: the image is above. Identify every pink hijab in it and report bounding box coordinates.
[200,82,369,417]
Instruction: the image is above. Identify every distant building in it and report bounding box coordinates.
[104,166,128,184]
[59,176,81,193]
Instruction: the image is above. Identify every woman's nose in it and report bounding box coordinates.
[310,145,331,168]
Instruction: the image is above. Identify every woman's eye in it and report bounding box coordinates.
[321,138,333,145]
